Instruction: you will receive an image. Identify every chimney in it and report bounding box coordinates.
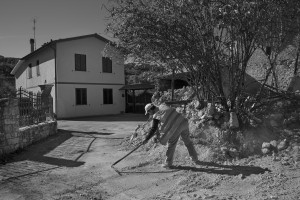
[30,38,35,52]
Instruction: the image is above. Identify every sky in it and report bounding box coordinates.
[0,0,112,58]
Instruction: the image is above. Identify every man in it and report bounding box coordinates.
[143,103,200,168]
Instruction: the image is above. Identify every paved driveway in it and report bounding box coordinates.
[0,113,149,200]
[58,113,148,138]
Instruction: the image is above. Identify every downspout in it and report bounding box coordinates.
[49,43,57,118]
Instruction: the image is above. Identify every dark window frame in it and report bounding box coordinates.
[75,54,87,71]
[102,57,112,73]
[103,88,113,104]
[75,88,87,105]
[36,60,40,76]
[28,63,32,79]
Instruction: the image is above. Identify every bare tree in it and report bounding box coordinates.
[105,0,300,123]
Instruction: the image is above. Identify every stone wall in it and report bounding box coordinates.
[18,121,57,149]
[0,98,57,158]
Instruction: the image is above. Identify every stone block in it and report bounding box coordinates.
[5,118,18,125]
[270,140,278,148]
[262,142,271,149]
[262,148,270,154]
[4,125,13,134]
[278,139,288,151]
[9,138,19,145]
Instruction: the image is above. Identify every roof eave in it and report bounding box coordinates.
[11,33,114,75]
[11,60,25,75]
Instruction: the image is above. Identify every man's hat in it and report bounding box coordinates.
[145,103,154,115]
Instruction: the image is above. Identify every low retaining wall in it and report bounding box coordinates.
[19,121,57,149]
[0,98,57,159]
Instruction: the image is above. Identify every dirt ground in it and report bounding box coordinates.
[0,114,299,200]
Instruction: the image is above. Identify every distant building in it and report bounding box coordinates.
[11,34,125,119]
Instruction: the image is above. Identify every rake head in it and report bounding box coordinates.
[111,164,123,176]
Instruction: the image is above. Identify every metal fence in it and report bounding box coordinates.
[16,88,53,127]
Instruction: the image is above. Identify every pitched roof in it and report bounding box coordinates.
[22,33,112,60]
[11,33,113,75]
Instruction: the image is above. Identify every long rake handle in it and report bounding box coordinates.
[111,142,144,167]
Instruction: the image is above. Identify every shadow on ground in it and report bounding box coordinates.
[120,161,270,178]
[171,161,271,179]
[60,113,149,122]
[65,130,124,138]
[5,129,95,167]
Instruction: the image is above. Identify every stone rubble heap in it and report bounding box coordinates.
[124,86,300,163]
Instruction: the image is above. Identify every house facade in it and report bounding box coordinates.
[11,34,125,119]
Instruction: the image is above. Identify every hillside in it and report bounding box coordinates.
[0,55,19,77]
[0,55,19,98]
[247,42,300,91]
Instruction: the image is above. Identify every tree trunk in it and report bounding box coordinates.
[294,48,299,75]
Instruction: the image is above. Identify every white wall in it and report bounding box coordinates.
[56,37,124,84]
[55,36,125,118]
[14,47,57,113]
[14,36,125,119]
[15,47,55,88]
[56,84,125,118]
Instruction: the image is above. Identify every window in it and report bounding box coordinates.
[75,54,86,71]
[36,60,40,76]
[75,88,87,105]
[102,57,112,73]
[103,88,113,104]
[28,63,32,79]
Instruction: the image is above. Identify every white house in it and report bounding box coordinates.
[11,33,125,119]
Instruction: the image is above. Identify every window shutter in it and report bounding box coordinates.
[76,88,87,105]
[81,55,86,71]
[36,60,40,76]
[75,54,80,71]
[28,63,32,78]
[76,88,80,105]
[109,89,113,103]
[103,89,107,104]
[108,58,112,73]
[82,88,87,104]
[102,57,106,72]
[102,57,112,73]
[75,54,80,70]
[103,88,113,104]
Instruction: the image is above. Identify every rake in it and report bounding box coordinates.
[111,141,144,176]
[111,119,152,175]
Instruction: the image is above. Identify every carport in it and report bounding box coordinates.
[119,83,155,113]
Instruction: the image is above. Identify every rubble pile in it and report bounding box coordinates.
[122,86,300,163]
[261,130,300,167]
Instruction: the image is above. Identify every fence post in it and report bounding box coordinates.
[37,92,40,122]
[48,96,54,120]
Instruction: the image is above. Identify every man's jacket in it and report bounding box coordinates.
[146,104,188,145]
